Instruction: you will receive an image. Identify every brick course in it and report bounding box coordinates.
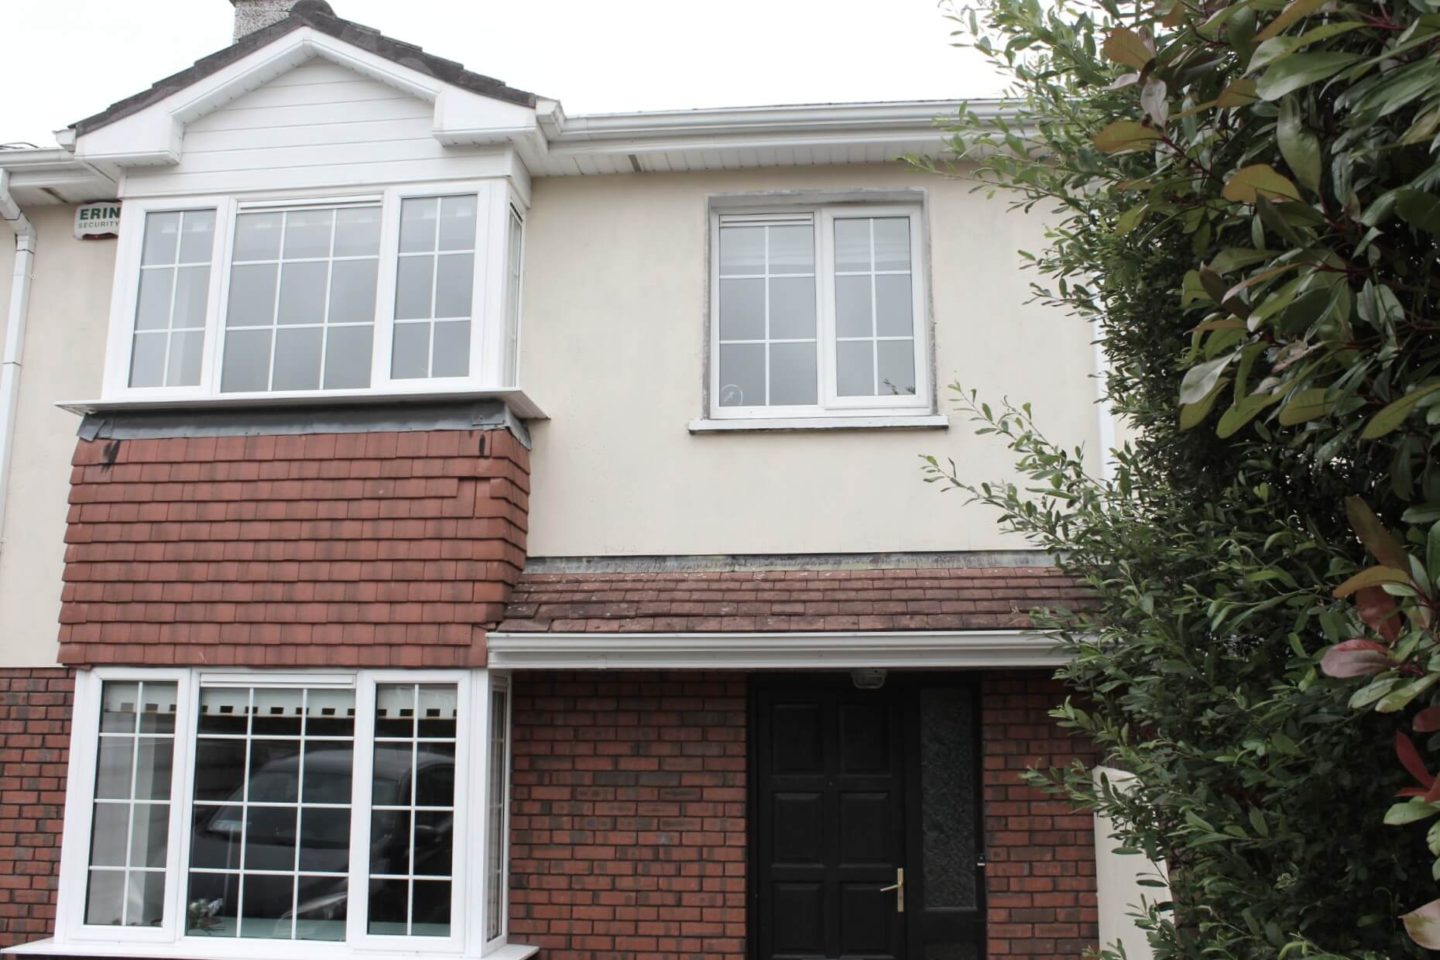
[500,566,1091,634]
[508,672,748,960]
[58,428,529,669]
[983,673,1099,958]
[509,670,1097,960]
[0,668,73,949]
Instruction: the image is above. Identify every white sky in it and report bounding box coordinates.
[3,0,1006,148]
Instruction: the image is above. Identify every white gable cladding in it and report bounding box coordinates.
[123,59,518,197]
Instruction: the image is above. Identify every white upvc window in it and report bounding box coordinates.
[53,669,517,960]
[103,182,526,403]
[708,203,932,420]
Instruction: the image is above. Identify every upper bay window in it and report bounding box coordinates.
[107,184,524,403]
[709,203,932,421]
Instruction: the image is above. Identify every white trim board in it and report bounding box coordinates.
[485,630,1069,670]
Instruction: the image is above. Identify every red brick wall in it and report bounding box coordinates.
[508,672,748,960]
[983,672,1099,958]
[0,668,72,948]
[59,428,528,669]
[507,670,1095,960]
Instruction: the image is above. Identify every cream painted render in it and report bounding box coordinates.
[520,163,1101,556]
[0,208,114,668]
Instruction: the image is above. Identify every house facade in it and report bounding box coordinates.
[0,2,1135,959]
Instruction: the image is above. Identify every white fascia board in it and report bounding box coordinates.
[550,100,986,142]
[0,149,115,200]
[72,28,539,167]
[486,630,1069,670]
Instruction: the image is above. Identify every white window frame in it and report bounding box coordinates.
[53,668,517,960]
[101,181,527,404]
[707,201,933,421]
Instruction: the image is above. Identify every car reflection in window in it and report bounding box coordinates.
[188,745,453,939]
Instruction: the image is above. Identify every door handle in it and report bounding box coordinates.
[879,867,905,913]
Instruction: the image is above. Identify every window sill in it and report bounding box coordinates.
[2,939,539,960]
[689,414,949,433]
[57,387,547,421]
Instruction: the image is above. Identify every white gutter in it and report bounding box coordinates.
[486,629,1068,670]
[0,168,35,560]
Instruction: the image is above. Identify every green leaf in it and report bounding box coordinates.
[1254,0,1329,42]
[1181,377,1229,429]
[1179,354,1236,405]
[1428,521,1440,588]
[1256,52,1362,101]
[1208,248,1274,274]
[1385,800,1440,825]
[1102,27,1154,69]
[1333,566,1413,597]
[1346,496,1411,570]
[1223,165,1302,203]
[1093,120,1163,153]
[1249,21,1367,71]
[1217,77,1260,107]
[1396,189,1440,235]
[1362,383,1440,440]
[1278,387,1331,425]
[1217,393,1280,438]
[1377,675,1440,713]
[1277,98,1321,193]
[1115,203,1148,236]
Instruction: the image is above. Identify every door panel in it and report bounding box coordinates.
[753,676,984,960]
[755,681,906,960]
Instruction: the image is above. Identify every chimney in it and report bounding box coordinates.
[230,0,306,40]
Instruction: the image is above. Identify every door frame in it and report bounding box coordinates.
[746,672,986,960]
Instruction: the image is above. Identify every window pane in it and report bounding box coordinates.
[283,209,334,260]
[135,268,174,331]
[719,278,764,341]
[768,225,814,275]
[227,264,278,328]
[395,256,434,321]
[90,804,130,866]
[434,253,474,318]
[277,262,328,326]
[272,328,323,391]
[834,219,871,272]
[718,226,764,275]
[432,321,470,379]
[837,340,874,396]
[234,212,283,262]
[878,339,917,396]
[188,686,355,943]
[173,266,211,329]
[370,684,457,939]
[323,325,373,390]
[719,343,765,407]
[85,870,125,926]
[180,210,217,263]
[873,217,912,272]
[86,681,178,928]
[769,341,818,406]
[222,329,273,393]
[131,803,171,868]
[391,323,430,379]
[400,198,439,254]
[329,260,377,325]
[141,213,181,266]
[438,195,478,251]
[129,333,167,389]
[875,274,914,337]
[484,688,510,942]
[769,277,815,340]
[334,207,381,257]
[835,276,873,338]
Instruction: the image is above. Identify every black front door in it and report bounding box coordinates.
[752,676,984,960]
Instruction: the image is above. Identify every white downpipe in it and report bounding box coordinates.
[0,169,36,560]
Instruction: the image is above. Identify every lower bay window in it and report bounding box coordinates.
[53,669,516,959]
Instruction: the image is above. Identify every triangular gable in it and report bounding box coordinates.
[71,1,541,170]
